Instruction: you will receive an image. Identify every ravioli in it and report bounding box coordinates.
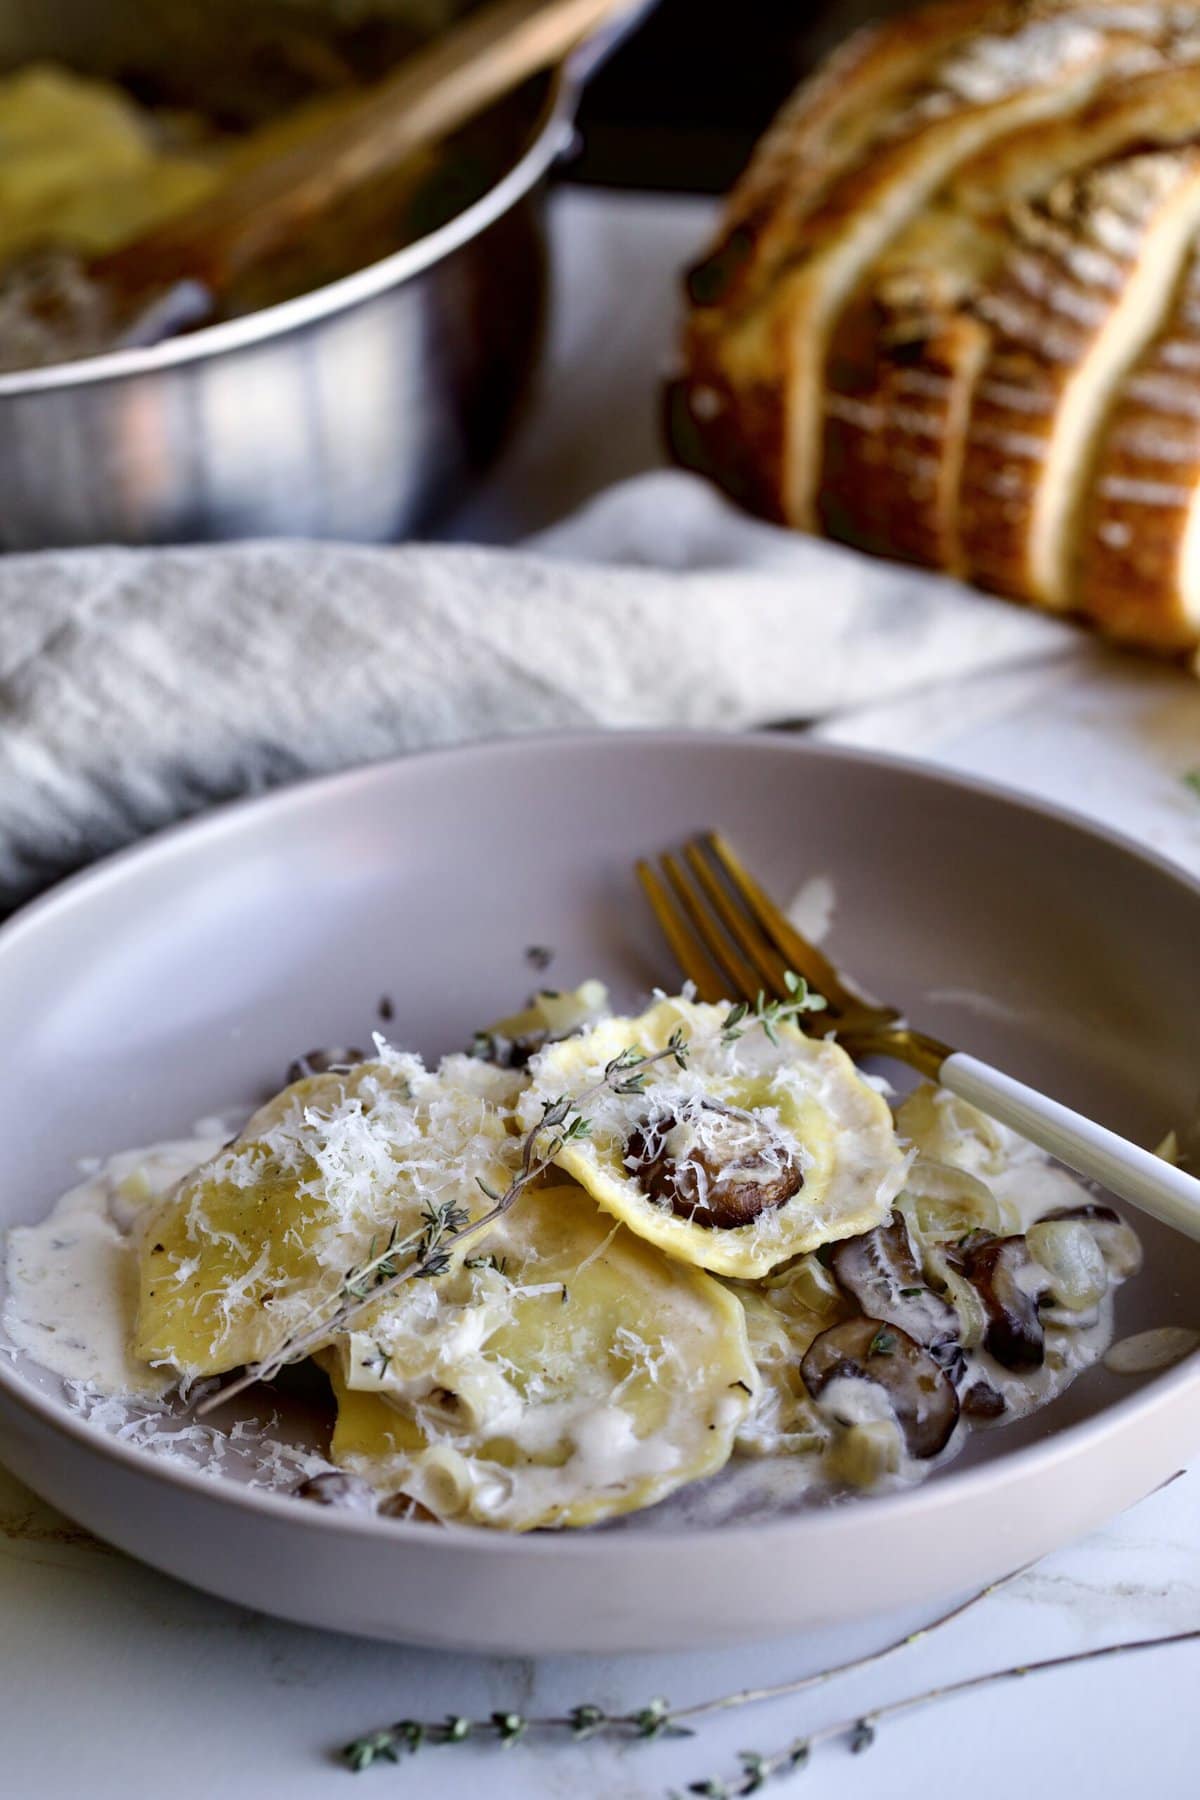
[518,997,908,1278]
[134,1049,523,1381]
[324,1181,757,1530]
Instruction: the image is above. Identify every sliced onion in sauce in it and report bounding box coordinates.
[1039,1203,1142,1280]
[1027,1220,1108,1313]
[899,1156,1001,1243]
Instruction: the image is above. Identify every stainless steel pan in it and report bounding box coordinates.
[0,0,646,547]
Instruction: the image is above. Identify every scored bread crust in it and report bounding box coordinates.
[669,0,1013,521]
[820,60,1200,578]
[673,2,1164,531]
[960,150,1200,608]
[672,0,1200,657]
[1078,253,1200,648]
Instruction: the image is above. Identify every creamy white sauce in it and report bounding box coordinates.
[609,1127,1140,1533]
[0,1089,1145,1535]
[3,1136,223,1392]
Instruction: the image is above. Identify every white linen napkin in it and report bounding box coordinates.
[0,469,1086,912]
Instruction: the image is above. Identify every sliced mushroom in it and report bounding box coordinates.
[1038,1202,1142,1278]
[469,1028,548,1070]
[292,1470,378,1512]
[951,1235,1048,1370]
[829,1212,961,1369]
[470,981,610,1069]
[286,1046,366,1086]
[961,1377,1007,1421]
[800,1316,960,1459]
[379,1492,442,1525]
[625,1099,803,1229]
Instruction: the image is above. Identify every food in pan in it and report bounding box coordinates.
[3,974,1143,1529]
[0,32,491,373]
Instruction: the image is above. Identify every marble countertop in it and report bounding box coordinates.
[3,187,1200,1798]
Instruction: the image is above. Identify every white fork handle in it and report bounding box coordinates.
[941,1053,1200,1242]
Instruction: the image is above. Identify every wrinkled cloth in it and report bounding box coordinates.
[0,469,1082,912]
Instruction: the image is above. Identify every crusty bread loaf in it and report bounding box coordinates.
[1078,251,1200,648]
[671,0,1200,661]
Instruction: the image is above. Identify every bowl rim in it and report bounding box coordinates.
[0,65,576,399]
[3,726,1199,1557]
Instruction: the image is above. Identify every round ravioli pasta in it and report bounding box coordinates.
[323,1181,757,1530]
[134,1050,523,1380]
[518,997,909,1278]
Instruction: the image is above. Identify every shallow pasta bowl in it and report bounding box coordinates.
[1,730,1199,1653]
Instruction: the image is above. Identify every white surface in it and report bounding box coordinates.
[3,186,1200,1796]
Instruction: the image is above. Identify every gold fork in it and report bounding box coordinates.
[636,831,1200,1244]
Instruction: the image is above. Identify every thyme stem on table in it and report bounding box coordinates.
[339,1620,1200,1783]
[671,1626,1200,1797]
[339,1566,1023,1771]
[195,1031,690,1417]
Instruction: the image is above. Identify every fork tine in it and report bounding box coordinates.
[660,851,762,1004]
[700,831,868,1017]
[681,840,792,999]
[634,859,728,1004]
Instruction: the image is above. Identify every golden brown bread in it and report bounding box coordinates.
[671,0,1200,661]
[821,61,1200,581]
[960,150,1200,607]
[1079,253,1200,648]
[671,0,1016,520]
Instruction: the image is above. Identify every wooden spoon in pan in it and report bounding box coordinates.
[0,0,639,367]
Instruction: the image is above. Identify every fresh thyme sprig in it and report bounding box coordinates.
[344,1697,685,1771]
[194,982,810,1419]
[670,1626,1200,1798]
[340,1617,1200,1783]
[720,973,826,1047]
[195,1030,690,1417]
[339,1568,1020,1771]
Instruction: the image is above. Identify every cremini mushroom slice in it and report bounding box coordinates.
[520,996,908,1278]
[469,979,610,1069]
[800,1315,960,1460]
[625,1098,804,1228]
[951,1234,1049,1371]
[961,1376,1007,1420]
[828,1210,961,1368]
[292,1469,378,1512]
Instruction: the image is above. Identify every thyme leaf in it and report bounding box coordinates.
[196,1036,692,1416]
[339,1567,1025,1772]
[720,974,826,1046]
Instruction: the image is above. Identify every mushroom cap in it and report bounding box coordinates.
[952,1234,1047,1370]
[625,1098,803,1229]
[829,1211,961,1365]
[800,1315,960,1459]
[293,1470,378,1512]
